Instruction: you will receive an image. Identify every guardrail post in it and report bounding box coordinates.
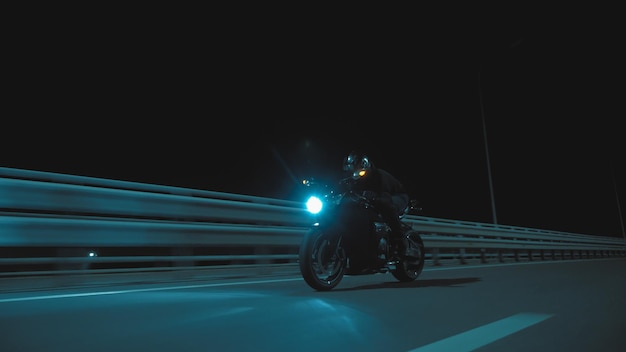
[477,235,487,263]
[172,247,194,267]
[459,248,466,265]
[56,248,89,271]
[171,247,195,280]
[431,248,441,266]
[254,247,272,275]
[540,250,545,260]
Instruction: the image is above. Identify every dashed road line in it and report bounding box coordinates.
[409,312,554,352]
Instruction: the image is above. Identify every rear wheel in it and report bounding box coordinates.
[298,228,346,291]
[391,231,425,282]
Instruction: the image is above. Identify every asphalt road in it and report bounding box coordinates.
[1,258,625,352]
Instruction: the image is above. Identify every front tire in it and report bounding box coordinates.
[298,228,346,291]
[391,231,425,282]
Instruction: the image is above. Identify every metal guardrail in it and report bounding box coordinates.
[1,166,625,277]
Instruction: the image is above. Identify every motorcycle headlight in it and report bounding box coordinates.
[306,195,323,214]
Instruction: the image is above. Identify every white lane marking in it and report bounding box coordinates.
[409,312,554,352]
[0,278,304,303]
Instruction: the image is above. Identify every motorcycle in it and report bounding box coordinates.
[298,178,425,291]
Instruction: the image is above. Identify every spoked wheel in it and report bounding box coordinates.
[391,230,425,282]
[298,228,346,291]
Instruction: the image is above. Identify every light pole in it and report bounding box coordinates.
[478,69,498,225]
[475,36,524,225]
[610,160,625,241]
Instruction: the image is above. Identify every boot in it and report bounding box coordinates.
[386,213,417,259]
[402,235,420,259]
[377,237,387,261]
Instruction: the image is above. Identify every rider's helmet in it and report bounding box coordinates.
[343,150,373,180]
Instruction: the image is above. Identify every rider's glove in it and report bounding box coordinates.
[362,190,377,201]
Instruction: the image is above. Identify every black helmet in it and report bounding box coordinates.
[343,151,372,180]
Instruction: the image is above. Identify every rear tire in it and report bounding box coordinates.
[391,231,425,282]
[298,228,346,291]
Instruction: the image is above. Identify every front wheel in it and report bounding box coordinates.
[298,228,346,291]
[391,230,425,282]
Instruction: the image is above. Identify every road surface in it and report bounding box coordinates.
[1,258,625,352]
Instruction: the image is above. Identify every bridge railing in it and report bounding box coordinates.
[1,167,624,277]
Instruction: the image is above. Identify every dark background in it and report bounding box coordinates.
[3,9,624,237]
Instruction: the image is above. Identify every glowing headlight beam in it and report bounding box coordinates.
[306,196,323,214]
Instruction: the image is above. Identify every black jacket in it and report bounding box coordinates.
[346,167,409,216]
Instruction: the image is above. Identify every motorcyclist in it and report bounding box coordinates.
[341,150,417,259]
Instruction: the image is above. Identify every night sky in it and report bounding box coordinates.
[3,13,624,238]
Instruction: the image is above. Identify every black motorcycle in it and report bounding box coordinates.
[298,178,425,291]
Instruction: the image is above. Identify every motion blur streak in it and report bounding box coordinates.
[0,278,304,303]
